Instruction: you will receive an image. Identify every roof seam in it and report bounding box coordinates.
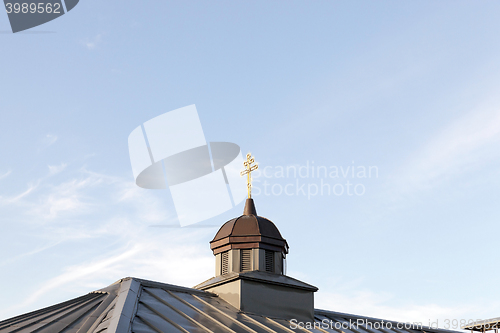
[191,294,258,333]
[57,301,103,333]
[82,294,118,333]
[239,313,278,333]
[17,295,105,333]
[134,314,167,333]
[2,294,104,333]
[163,289,231,333]
[142,288,214,333]
[0,293,98,328]
[314,315,343,333]
[265,317,302,333]
[137,303,189,333]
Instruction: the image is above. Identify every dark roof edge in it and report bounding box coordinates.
[210,233,288,244]
[195,271,318,292]
[113,277,216,297]
[315,309,464,333]
[105,277,218,333]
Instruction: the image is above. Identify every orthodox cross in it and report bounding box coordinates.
[240,153,259,198]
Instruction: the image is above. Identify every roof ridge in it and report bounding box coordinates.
[132,277,216,296]
[229,215,240,236]
[106,278,142,333]
[104,277,217,333]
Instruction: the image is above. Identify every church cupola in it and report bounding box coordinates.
[195,154,318,322]
[210,198,289,276]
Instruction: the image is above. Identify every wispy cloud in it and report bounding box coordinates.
[388,106,500,197]
[0,241,62,268]
[37,134,58,152]
[7,183,38,203]
[0,161,214,319]
[115,181,173,223]
[0,170,11,181]
[14,245,143,310]
[29,170,114,219]
[315,289,500,328]
[83,34,102,50]
[43,134,58,147]
[8,228,213,312]
[0,163,170,223]
[48,163,67,175]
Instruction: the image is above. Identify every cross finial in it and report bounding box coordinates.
[240,153,258,198]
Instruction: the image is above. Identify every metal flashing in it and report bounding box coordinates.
[106,278,142,333]
[195,270,318,292]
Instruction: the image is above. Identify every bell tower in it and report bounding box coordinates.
[195,154,318,322]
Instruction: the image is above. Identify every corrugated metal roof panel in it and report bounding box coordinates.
[0,293,107,333]
[0,277,465,333]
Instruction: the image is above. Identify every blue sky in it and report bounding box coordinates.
[1,0,500,326]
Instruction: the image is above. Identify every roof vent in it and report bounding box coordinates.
[240,249,252,272]
[265,250,274,273]
[221,251,229,275]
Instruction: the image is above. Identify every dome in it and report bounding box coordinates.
[210,199,289,255]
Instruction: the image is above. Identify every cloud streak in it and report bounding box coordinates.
[41,134,58,148]
[0,161,216,319]
[83,34,102,50]
[7,227,214,315]
[0,170,11,181]
[14,245,143,311]
[0,241,62,268]
[388,106,500,198]
[48,163,67,175]
[315,289,500,328]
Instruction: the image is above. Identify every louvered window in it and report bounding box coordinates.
[221,251,229,275]
[265,250,274,273]
[240,249,252,272]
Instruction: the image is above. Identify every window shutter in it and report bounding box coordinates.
[265,250,274,273]
[221,251,229,275]
[240,249,252,272]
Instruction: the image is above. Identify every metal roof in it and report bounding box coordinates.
[0,277,463,333]
[461,318,500,331]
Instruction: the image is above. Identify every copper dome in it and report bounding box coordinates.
[210,199,289,255]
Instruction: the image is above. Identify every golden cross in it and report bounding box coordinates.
[240,153,259,198]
